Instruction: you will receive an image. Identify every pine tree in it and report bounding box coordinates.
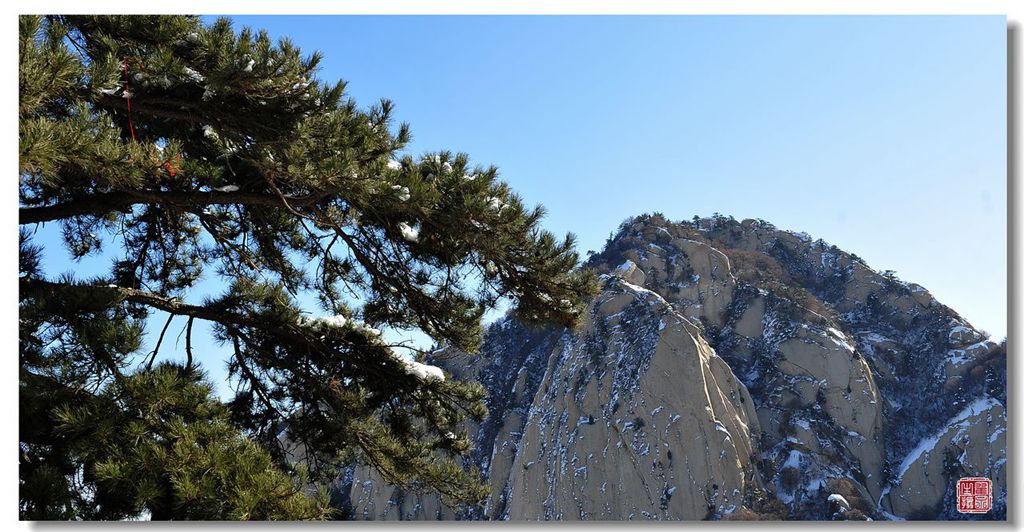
[22,364,332,520]
[19,15,598,520]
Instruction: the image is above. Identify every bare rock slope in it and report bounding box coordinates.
[343,215,1007,521]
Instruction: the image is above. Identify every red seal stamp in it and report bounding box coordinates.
[956,477,992,514]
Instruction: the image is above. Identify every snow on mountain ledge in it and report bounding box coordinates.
[895,397,1001,482]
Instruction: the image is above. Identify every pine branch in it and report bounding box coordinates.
[145,313,174,371]
[184,316,194,371]
[20,278,246,327]
[19,188,330,225]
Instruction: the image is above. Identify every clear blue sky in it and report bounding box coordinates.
[32,16,1007,392]
[222,15,1005,334]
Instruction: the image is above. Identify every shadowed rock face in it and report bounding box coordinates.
[342,214,1007,521]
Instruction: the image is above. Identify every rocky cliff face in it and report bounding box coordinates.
[341,214,1007,521]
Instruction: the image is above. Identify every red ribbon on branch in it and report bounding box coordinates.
[124,55,185,176]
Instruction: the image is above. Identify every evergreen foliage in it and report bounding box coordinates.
[22,365,332,520]
[19,15,597,520]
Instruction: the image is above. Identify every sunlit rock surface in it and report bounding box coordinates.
[342,214,1006,521]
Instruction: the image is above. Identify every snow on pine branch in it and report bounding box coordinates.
[398,222,419,243]
[397,357,445,382]
[299,315,443,381]
[391,185,410,202]
[313,315,347,327]
[487,197,507,212]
